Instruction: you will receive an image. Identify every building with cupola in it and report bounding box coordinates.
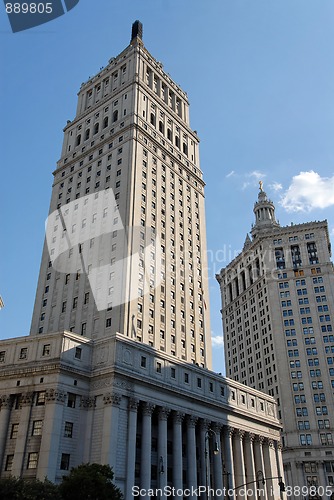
[217,183,334,498]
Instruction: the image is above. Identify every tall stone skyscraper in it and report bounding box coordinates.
[217,184,334,497]
[0,24,284,498]
[30,20,211,369]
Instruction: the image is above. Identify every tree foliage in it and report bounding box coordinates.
[59,463,123,500]
[0,464,122,500]
[0,476,61,500]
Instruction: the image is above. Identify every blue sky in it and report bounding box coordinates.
[1,0,334,373]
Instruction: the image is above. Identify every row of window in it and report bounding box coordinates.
[5,452,71,472]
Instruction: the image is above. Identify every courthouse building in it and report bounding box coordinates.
[0,22,284,499]
[217,185,334,498]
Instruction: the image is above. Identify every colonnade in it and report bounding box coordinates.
[121,398,284,500]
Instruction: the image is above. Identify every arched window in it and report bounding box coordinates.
[94,123,99,135]
[113,110,118,123]
[85,129,90,141]
[103,116,109,129]
[76,134,81,146]
[159,121,164,134]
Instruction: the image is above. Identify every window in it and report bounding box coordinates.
[27,452,39,469]
[60,453,70,470]
[10,423,19,439]
[67,393,76,408]
[19,347,27,360]
[141,356,147,368]
[42,344,50,357]
[0,351,6,363]
[32,420,43,436]
[36,391,46,406]
[72,297,78,309]
[64,421,73,438]
[5,455,14,471]
[156,362,162,373]
[75,347,82,360]
[184,372,189,383]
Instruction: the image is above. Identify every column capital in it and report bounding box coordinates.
[246,432,256,443]
[173,411,184,424]
[142,402,155,416]
[212,422,223,434]
[277,440,283,450]
[199,419,211,431]
[21,392,34,406]
[128,398,140,411]
[46,389,66,403]
[236,428,245,440]
[255,435,265,445]
[158,407,170,421]
[80,396,96,409]
[187,415,198,428]
[225,425,235,437]
[103,392,122,406]
[265,438,274,448]
[0,395,12,409]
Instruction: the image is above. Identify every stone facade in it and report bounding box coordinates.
[0,331,283,499]
[217,186,334,498]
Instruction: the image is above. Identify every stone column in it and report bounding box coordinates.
[295,461,305,489]
[173,411,184,491]
[253,436,267,499]
[263,439,280,499]
[283,463,292,498]
[199,420,210,500]
[12,392,34,477]
[233,429,246,499]
[79,396,96,463]
[318,461,328,491]
[0,396,12,470]
[243,433,256,500]
[223,426,235,493]
[275,442,285,499]
[125,398,139,500]
[37,389,66,481]
[141,402,155,493]
[187,415,198,498]
[158,407,170,498]
[101,392,121,473]
[212,424,224,493]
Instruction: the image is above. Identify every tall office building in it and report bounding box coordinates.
[30,19,211,369]
[0,23,284,498]
[217,184,334,497]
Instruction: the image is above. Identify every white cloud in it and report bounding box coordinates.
[280,171,334,212]
[269,182,283,192]
[226,170,235,178]
[211,335,224,348]
[249,170,266,180]
[241,170,266,190]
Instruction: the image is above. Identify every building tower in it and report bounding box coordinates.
[29,20,211,369]
[0,24,284,497]
[217,184,334,497]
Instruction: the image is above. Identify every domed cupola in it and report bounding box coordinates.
[251,181,280,238]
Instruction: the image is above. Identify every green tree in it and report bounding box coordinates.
[0,476,61,500]
[59,463,123,500]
